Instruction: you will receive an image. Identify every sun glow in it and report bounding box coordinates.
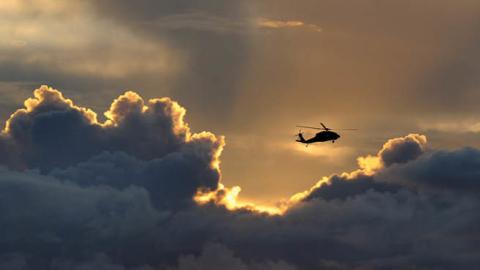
[194,184,286,215]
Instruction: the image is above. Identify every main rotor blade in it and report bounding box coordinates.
[296,125,322,130]
[297,125,358,131]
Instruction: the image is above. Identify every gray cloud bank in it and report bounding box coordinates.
[0,87,479,270]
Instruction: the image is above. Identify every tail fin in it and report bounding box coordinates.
[296,133,306,143]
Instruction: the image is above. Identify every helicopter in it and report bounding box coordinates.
[295,123,356,146]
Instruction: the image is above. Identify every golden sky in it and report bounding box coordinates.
[1,0,480,207]
[1,1,480,269]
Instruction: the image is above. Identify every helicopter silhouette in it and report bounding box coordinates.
[295,123,357,146]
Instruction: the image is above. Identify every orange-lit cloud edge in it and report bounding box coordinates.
[196,134,427,215]
[256,18,322,32]
[2,86,426,216]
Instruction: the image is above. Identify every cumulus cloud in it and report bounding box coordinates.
[377,134,427,166]
[0,85,224,208]
[291,134,427,202]
[0,87,479,270]
[377,147,480,192]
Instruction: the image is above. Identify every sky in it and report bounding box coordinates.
[0,1,479,269]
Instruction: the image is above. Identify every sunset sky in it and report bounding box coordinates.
[0,1,479,269]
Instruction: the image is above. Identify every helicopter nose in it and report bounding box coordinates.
[337,134,341,139]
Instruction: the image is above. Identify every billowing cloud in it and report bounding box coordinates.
[0,87,479,270]
[0,85,224,208]
[290,134,427,203]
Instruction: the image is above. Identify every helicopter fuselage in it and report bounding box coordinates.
[297,130,340,144]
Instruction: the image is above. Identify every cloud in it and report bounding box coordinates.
[0,87,479,269]
[194,183,286,215]
[290,134,427,202]
[83,0,253,121]
[358,134,427,171]
[0,85,224,208]
[0,1,181,79]
[164,243,297,270]
[418,119,480,134]
[139,12,250,34]
[256,18,322,32]
[377,147,480,192]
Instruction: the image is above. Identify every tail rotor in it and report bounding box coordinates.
[295,130,306,143]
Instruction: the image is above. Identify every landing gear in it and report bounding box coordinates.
[332,140,335,143]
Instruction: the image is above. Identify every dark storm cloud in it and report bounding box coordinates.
[1,89,480,270]
[302,133,480,196]
[302,134,427,201]
[0,168,161,259]
[377,135,427,166]
[378,147,480,192]
[0,86,224,208]
[300,133,478,202]
[278,134,480,268]
[162,243,296,270]
[51,150,221,209]
[302,174,400,202]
